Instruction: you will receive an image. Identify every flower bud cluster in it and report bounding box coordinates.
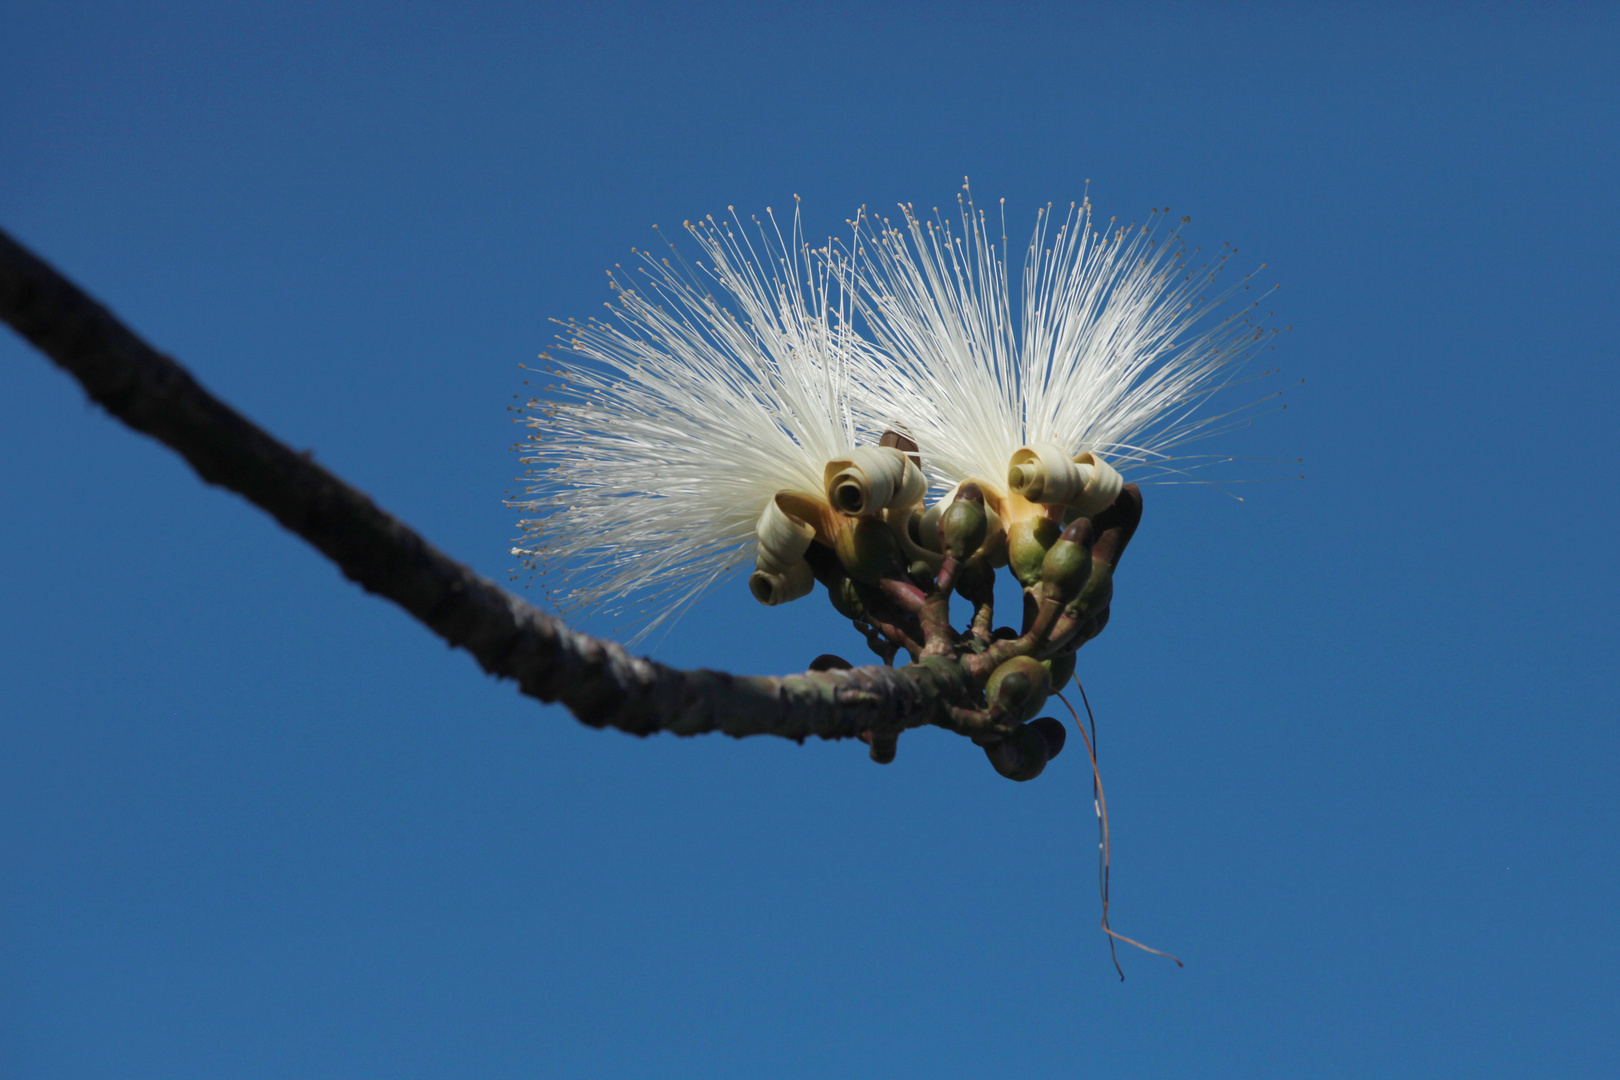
[747,440,1122,615]
[738,436,1136,783]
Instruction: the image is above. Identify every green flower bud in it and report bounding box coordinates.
[1006,516,1061,587]
[833,517,905,585]
[1065,558,1115,621]
[1042,651,1076,693]
[985,655,1052,724]
[940,485,988,559]
[904,509,926,549]
[1039,519,1094,605]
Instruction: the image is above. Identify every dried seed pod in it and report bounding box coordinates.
[1028,717,1068,761]
[1088,483,1144,566]
[877,429,922,467]
[983,722,1052,781]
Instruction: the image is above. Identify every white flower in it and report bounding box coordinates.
[511,203,881,642]
[514,187,1284,642]
[841,183,1284,521]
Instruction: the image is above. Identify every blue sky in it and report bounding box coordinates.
[2,3,1617,1077]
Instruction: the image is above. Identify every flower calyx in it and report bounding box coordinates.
[745,443,1139,785]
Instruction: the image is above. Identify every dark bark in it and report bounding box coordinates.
[0,227,973,742]
[1,228,1132,763]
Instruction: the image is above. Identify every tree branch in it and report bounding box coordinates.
[0,227,964,743]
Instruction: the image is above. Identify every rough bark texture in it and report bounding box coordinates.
[0,227,963,742]
[2,225,1145,778]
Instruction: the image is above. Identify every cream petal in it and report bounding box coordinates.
[749,492,821,607]
[754,492,817,574]
[1007,442,1123,515]
[748,560,815,606]
[823,446,926,518]
[1068,451,1123,516]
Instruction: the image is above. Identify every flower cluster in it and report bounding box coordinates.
[511,185,1283,644]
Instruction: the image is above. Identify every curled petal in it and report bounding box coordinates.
[755,493,817,572]
[824,447,926,518]
[749,492,820,606]
[1007,442,1123,515]
[1068,452,1124,516]
[748,560,815,606]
